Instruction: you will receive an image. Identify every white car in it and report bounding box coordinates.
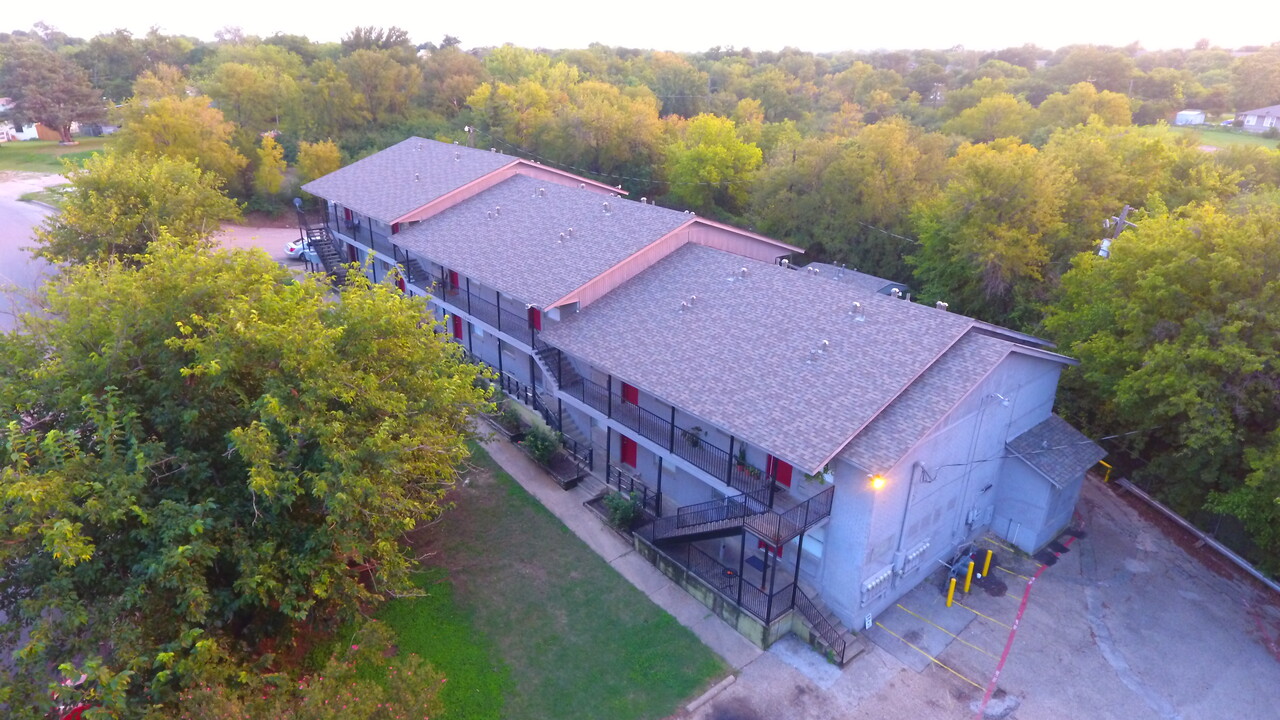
[284,239,318,264]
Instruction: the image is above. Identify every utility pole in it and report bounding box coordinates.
[1099,205,1137,258]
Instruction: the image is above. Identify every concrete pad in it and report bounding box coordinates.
[767,634,842,689]
[609,549,676,595]
[866,572,977,672]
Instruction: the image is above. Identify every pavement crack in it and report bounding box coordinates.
[1085,586,1183,720]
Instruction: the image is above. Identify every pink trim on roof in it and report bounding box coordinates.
[390,158,623,225]
[510,159,624,195]
[546,219,802,311]
[547,219,697,310]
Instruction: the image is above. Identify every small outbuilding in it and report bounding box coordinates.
[1174,109,1206,125]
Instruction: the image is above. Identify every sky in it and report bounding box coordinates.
[11,0,1280,53]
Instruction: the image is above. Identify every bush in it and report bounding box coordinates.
[520,425,560,465]
[604,492,642,530]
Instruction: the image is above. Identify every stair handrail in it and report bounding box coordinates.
[794,584,847,664]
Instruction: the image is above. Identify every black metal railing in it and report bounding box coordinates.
[326,210,393,257]
[561,377,611,416]
[795,585,847,664]
[612,399,672,448]
[421,266,536,346]
[746,486,835,547]
[563,436,594,472]
[606,463,659,514]
[672,543,795,624]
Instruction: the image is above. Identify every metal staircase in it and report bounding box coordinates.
[529,338,593,457]
[794,583,868,666]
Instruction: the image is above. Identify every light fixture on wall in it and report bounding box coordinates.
[870,474,886,490]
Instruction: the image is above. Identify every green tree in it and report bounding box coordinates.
[202,60,300,135]
[0,41,105,142]
[1231,48,1280,111]
[131,62,188,101]
[0,240,491,714]
[1044,202,1280,572]
[942,93,1037,141]
[339,49,422,125]
[1035,82,1132,133]
[663,113,762,217]
[297,139,343,185]
[114,95,249,188]
[909,138,1064,324]
[34,151,240,264]
[253,133,287,198]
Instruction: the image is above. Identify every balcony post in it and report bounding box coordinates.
[556,348,564,386]
[655,460,663,517]
[765,549,779,621]
[726,436,736,485]
[496,338,504,377]
[606,375,613,418]
[668,406,676,451]
[557,397,563,435]
[466,277,472,315]
[528,353,537,395]
[736,531,746,605]
[791,533,805,608]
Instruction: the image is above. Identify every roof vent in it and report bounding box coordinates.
[486,210,494,220]
[807,266,820,277]
[935,301,949,311]
[538,187,547,197]
[849,302,865,321]
[806,349,820,364]
[890,288,902,299]
[781,259,791,269]
[579,183,585,189]
[414,172,420,182]
[602,201,611,214]
[490,147,497,152]
[820,339,830,352]
[566,227,574,238]
[455,151,461,161]
[640,197,647,204]
[837,263,847,279]
[493,206,501,217]
[558,232,566,243]
[688,294,697,306]
[679,300,690,313]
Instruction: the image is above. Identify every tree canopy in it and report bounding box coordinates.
[0,40,105,142]
[34,151,241,264]
[0,241,491,714]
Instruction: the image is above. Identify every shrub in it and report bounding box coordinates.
[604,492,643,530]
[521,425,560,465]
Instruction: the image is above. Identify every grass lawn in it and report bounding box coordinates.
[384,442,726,720]
[1176,126,1280,150]
[0,137,109,172]
[19,184,68,208]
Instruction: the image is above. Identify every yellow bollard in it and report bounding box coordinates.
[982,549,993,577]
[1099,460,1113,483]
[946,577,957,607]
[964,561,975,593]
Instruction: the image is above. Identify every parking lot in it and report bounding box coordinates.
[688,477,1280,720]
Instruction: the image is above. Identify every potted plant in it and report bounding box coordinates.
[681,425,704,449]
[735,445,748,470]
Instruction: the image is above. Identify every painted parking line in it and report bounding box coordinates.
[981,536,1044,569]
[875,621,984,690]
[996,565,1032,582]
[896,603,999,659]
[954,601,1012,630]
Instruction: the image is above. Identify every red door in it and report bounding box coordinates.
[347,244,358,262]
[452,315,463,340]
[391,222,401,235]
[620,435,637,468]
[766,455,793,488]
[343,207,353,222]
[528,306,542,331]
[396,275,406,293]
[621,382,638,405]
[448,270,460,294]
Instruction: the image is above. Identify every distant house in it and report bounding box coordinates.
[1174,109,1206,125]
[299,137,1105,664]
[1235,104,1280,132]
[0,97,78,142]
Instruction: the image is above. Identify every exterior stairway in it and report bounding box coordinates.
[305,226,348,285]
[529,338,593,460]
[794,582,869,666]
[645,494,770,543]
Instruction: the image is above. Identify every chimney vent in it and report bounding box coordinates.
[849,302,865,322]
[935,301,949,311]
[891,288,902,299]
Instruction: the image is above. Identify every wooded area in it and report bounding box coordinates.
[2,26,1278,584]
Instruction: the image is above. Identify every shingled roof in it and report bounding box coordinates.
[300,137,515,222]
[1006,415,1106,488]
[839,332,1012,472]
[539,243,985,473]
[393,175,692,307]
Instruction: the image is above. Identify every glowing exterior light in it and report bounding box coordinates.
[871,474,886,490]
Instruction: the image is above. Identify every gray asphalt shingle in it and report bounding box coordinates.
[1007,415,1106,488]
[538,243,978,473]
[839,333,1011,472]
[393,175,692,307]
[300,137,514,222]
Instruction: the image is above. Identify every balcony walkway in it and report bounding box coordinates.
[475,422,763,671]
